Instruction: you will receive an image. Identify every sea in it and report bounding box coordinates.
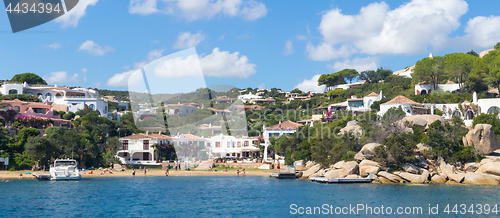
[1,176,500,217]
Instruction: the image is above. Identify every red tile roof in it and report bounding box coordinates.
[266,120,303,130]
[365,92,379,97]
[381,95,422,106]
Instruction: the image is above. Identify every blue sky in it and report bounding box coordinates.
[0,0,499,93]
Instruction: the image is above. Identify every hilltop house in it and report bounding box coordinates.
[378,95,432,117]
[0,82,108,116]
[324,80,367,93]
[415,81,461,95]
[237,93,262,103]
[328,91,383,116]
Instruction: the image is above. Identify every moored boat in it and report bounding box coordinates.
[49,159,81,180]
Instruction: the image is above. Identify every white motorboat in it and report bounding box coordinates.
[49,159,81,180]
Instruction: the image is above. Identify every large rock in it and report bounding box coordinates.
[431,175,447,183]
[359,166,380,177]
[301,164,321,178]
[345,174,360,179]
[415,143,431,154]
[305,161,315,169]
[415,156,429,169]
[354,143,381,160]
[338,124,363,138]
[398,172,427,183]
[464,162,480,172]
[476,162,500,176]
[113,164,123,171]
[463,172,500,185]
[311,169,326,177]
[400,115,445,130]
[447,173,465,183]
[340,161,359,175]
[377,171,403,183]
[359,160,380,167]
[332,161,345,169]
[480,158,495,166]
[436,156,456,179]
[403,163,423,175]
[324,169,346,178]
[462,124,500,155]
[378,176,396,183]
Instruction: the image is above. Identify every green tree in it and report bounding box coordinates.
[25,136,59,167]
[359,68,392,84]
[444,53,476,92]
[495,42,500,50]
[0,108,19,128]
[483,49,500,96]
[467,58,489,93]
[340,69,359,83]
[466,50,479,57]
[413,56,446,90]
[374,133,417,169]
[11,73,47,85]
[318,71,348,87]
[290,88,302,93]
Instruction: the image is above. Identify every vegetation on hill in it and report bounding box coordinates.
[11,73,47,85]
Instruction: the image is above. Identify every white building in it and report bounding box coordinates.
[206,134,259,159]
[262,121,303,161]
[378,95,432,117]
[116,133,174,165]
[415,81,461,95]
[324,80,367,93]
[392,66,415,78]
[328,91,383,115]
[164,104,199,117]
[237,93,262,103]
[0,82,108,116]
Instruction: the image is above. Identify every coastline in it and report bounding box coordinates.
[0,169,277,180]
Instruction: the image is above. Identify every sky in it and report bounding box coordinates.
[0,0,499,94]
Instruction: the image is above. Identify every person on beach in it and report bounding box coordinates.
[165,165,169,176]
[224,167,227,172]
[19,173,23,179]
[144,167,147,175]
[236,170,240,177]
[132,169,136,176]
[242,169,246,177]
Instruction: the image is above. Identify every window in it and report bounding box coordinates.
[233,142,235,148]
[143,153,149,160]
[14,106,20,112]
[207,142,211,147]
[122,140,128,150]
[34,108,43,114]
[56,93,62,99]
[45,93,52,101]
[37,93,42,98]
[237,142,241,148]
[28,92,33,95]
[244,141,249,147]
[227,142,230,148]
[89,104,95,110]
[216,142,220,148]
[71,95,74,98]
[143,140,149,150]
[8,89,18,94]
[487,106,500,114]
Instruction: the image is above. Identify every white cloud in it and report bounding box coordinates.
[44,71,79,84]
[284,40,293,55]
[199,47,256,78]
[128,0,267,21]
[78,40,113,56]
[47,43,61,49]
[294,74,326,93]
[327,57,379,72]
[460,15,500,49]
[307,0,469,60]
[55,0,98,28]
[257,83,266,89]
[134,49,165,69]
[173,32,205,49]
[82,68,88,82]
[107,47,257,87]
[296,34,307,40]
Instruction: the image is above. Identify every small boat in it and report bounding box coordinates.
[49,159,81,180]
[310,174,374,183]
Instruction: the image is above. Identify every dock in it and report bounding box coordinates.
[270,172,298,179]
[34,174,51,181]
[310,176,373,183]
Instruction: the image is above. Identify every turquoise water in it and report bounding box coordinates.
[1,176,500,217]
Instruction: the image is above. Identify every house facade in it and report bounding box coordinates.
[206,134,259,159]
[262,121,303,161]
[116,133,174,165]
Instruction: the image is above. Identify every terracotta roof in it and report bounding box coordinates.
[181,133,205,141]
[381,95,422,106]
[365,92,379,97]
[120,133,173,140]
[445,80,456,84]
[266,120,303,130]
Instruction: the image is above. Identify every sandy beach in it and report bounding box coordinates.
[0,168,277,180]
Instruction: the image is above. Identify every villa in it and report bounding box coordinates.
[328,91,383,116]
[206,134,260,159]
[378,95,432,117]
[1,99,60,120]
[324,80,367,93]
[0,82,108,116]
[237,92,262,103]
[414,81,461,95]
[262,120,303,161]
[116,133,174,165]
